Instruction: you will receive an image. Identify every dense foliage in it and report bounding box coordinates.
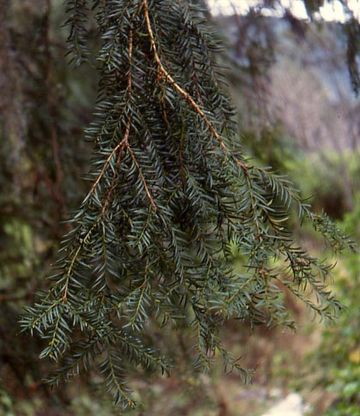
[19,0,356,408]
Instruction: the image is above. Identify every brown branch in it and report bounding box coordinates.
[84,30,138,208]
[124,29,157,210]
[62,29,157,300]
[100,31,150,215]
[83,134,129,205]
[98,30,158,214]
[62,148,129,304]
[142,0,248,175]
[62,31,136,302]
[126,144,157,210]
[100,119,131,215]
[61,220,100,302]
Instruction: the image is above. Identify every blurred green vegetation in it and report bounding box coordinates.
[309,216,360,415]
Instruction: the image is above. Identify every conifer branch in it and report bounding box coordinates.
[21,0,353,408]
[83,25,134,206]
[62,223,97,302]
[62,31,137,301]
[142,0,248,174]
[126,144,157,210]
[84,125,130,205]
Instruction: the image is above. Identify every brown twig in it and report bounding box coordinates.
[142,0,248,175]
[83,27,134,205]
[126,144,157,210]
[99,120,131,214]
[61,29,157,301]
[102,30,156,212]
[83,133,129,205]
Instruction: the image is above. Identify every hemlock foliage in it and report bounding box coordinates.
[21,0,354,408]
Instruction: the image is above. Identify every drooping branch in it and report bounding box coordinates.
[21,0,353,409]
[142,0,248,174]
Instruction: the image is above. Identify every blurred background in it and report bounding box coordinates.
[0,0,359,415]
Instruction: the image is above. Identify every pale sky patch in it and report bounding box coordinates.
[208,0,360,21]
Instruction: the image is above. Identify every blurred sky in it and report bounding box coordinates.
[208,0,360,21]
